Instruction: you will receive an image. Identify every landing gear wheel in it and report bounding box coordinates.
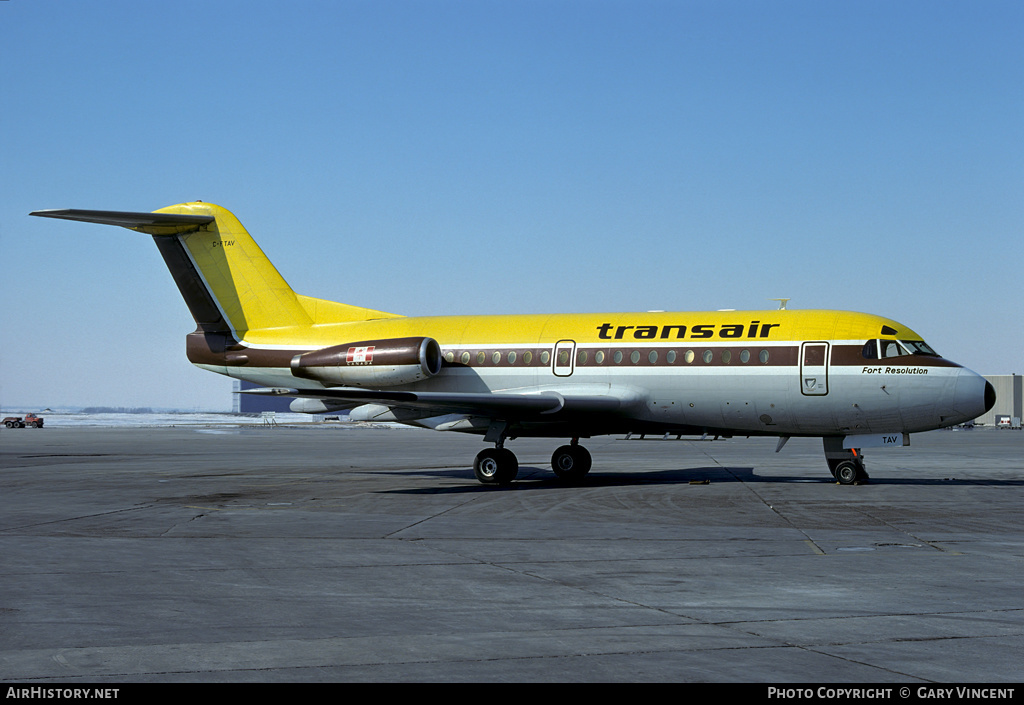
[834,460,861,485]
[474,448,518,485]
[551,444,592,481]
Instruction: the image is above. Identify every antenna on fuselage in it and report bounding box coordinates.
[770,298,791,310]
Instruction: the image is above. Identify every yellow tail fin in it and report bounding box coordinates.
[154,202,313,333]
[31,202,399,338]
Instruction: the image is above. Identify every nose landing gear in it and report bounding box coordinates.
[824,437,869,485]
[830,456,868,485]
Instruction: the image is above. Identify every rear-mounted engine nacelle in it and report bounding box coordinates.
[290,336,442,387]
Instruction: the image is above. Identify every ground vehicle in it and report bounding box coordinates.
[996,415,1021,429]
[2,414,44,428]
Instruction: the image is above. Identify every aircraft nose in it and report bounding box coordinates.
[984,379,997,413]
[951,369,995,421]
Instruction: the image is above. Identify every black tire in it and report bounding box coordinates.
[474,448,518,485]
[551,444,592,481]
[834,460,860,485]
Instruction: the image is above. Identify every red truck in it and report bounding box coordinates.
[2,414,44,428]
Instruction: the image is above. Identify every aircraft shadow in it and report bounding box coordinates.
[377,465,1024,494]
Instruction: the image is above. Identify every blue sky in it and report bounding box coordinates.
[2,0,1021,411]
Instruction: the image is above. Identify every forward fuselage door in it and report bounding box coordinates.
[553,340,576,377]
[800,342,830,396]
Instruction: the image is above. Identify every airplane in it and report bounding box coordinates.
[31,202,996,486]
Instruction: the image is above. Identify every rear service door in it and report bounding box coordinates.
[553,340,576,377]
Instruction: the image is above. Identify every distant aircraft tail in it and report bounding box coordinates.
[30,203,398,339]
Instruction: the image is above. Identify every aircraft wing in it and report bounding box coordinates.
[241,386,634,416]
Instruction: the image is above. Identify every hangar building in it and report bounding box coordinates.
[978,374,1023,427]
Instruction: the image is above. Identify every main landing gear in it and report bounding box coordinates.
[550,440,592,482]
[473,447,519,485]
[473,437,593,486]
[823,437,870,485]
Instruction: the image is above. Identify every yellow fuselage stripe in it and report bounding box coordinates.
[237,309,921,350]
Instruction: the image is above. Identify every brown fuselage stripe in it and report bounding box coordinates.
[186,332,962,372]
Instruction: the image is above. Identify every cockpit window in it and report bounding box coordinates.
[881,340,905,358]
[862,339,940,360]
[901,340,939,357]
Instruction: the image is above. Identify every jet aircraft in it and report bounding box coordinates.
[31,203,996,485]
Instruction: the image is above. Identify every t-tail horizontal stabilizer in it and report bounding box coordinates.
[29,209,214,236]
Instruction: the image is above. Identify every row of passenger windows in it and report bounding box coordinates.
[443,348,773,366]
[445,350,551,366]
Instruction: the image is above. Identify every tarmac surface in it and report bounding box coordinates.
[1,423,1021,683]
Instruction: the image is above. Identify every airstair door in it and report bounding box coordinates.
[800,342,829,396]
